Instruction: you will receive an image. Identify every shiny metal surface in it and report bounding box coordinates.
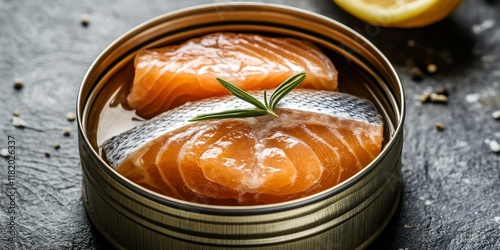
[77,3,405,249]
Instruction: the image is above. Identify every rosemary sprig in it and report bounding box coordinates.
[189,72,306,122]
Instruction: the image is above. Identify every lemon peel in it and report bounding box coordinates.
[333,0,463,28]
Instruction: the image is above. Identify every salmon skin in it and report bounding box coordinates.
[102,89,383,205]
[127,33,338,118]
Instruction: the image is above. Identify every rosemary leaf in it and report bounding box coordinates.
[189,109,269,122]
[216,78,267,110]
[263,89,269,108]
[190,72,306,122]
[269,72,306,110]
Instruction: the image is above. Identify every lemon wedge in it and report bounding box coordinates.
[333,0,463,28]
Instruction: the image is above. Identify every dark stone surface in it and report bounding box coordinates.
[0,0,498,249]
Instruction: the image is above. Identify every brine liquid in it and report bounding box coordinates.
[86,62,144,151]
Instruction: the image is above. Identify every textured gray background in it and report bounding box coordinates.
[0,0,499,249]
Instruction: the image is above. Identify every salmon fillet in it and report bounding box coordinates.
[103,89,383,205]
[127,33,338,118]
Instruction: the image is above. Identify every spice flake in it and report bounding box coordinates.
[80,14,90,27]
[12,116,27,128]
[66,112,76,122]
[435,122,445,131]
[63,127,71,136]
[13,78,24,90]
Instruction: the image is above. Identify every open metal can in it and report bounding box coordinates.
[77,3,405,249]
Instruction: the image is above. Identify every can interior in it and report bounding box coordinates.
[78,3,404,214]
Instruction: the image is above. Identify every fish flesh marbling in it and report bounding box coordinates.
[103,89,384,205]
[127,33,338,118]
